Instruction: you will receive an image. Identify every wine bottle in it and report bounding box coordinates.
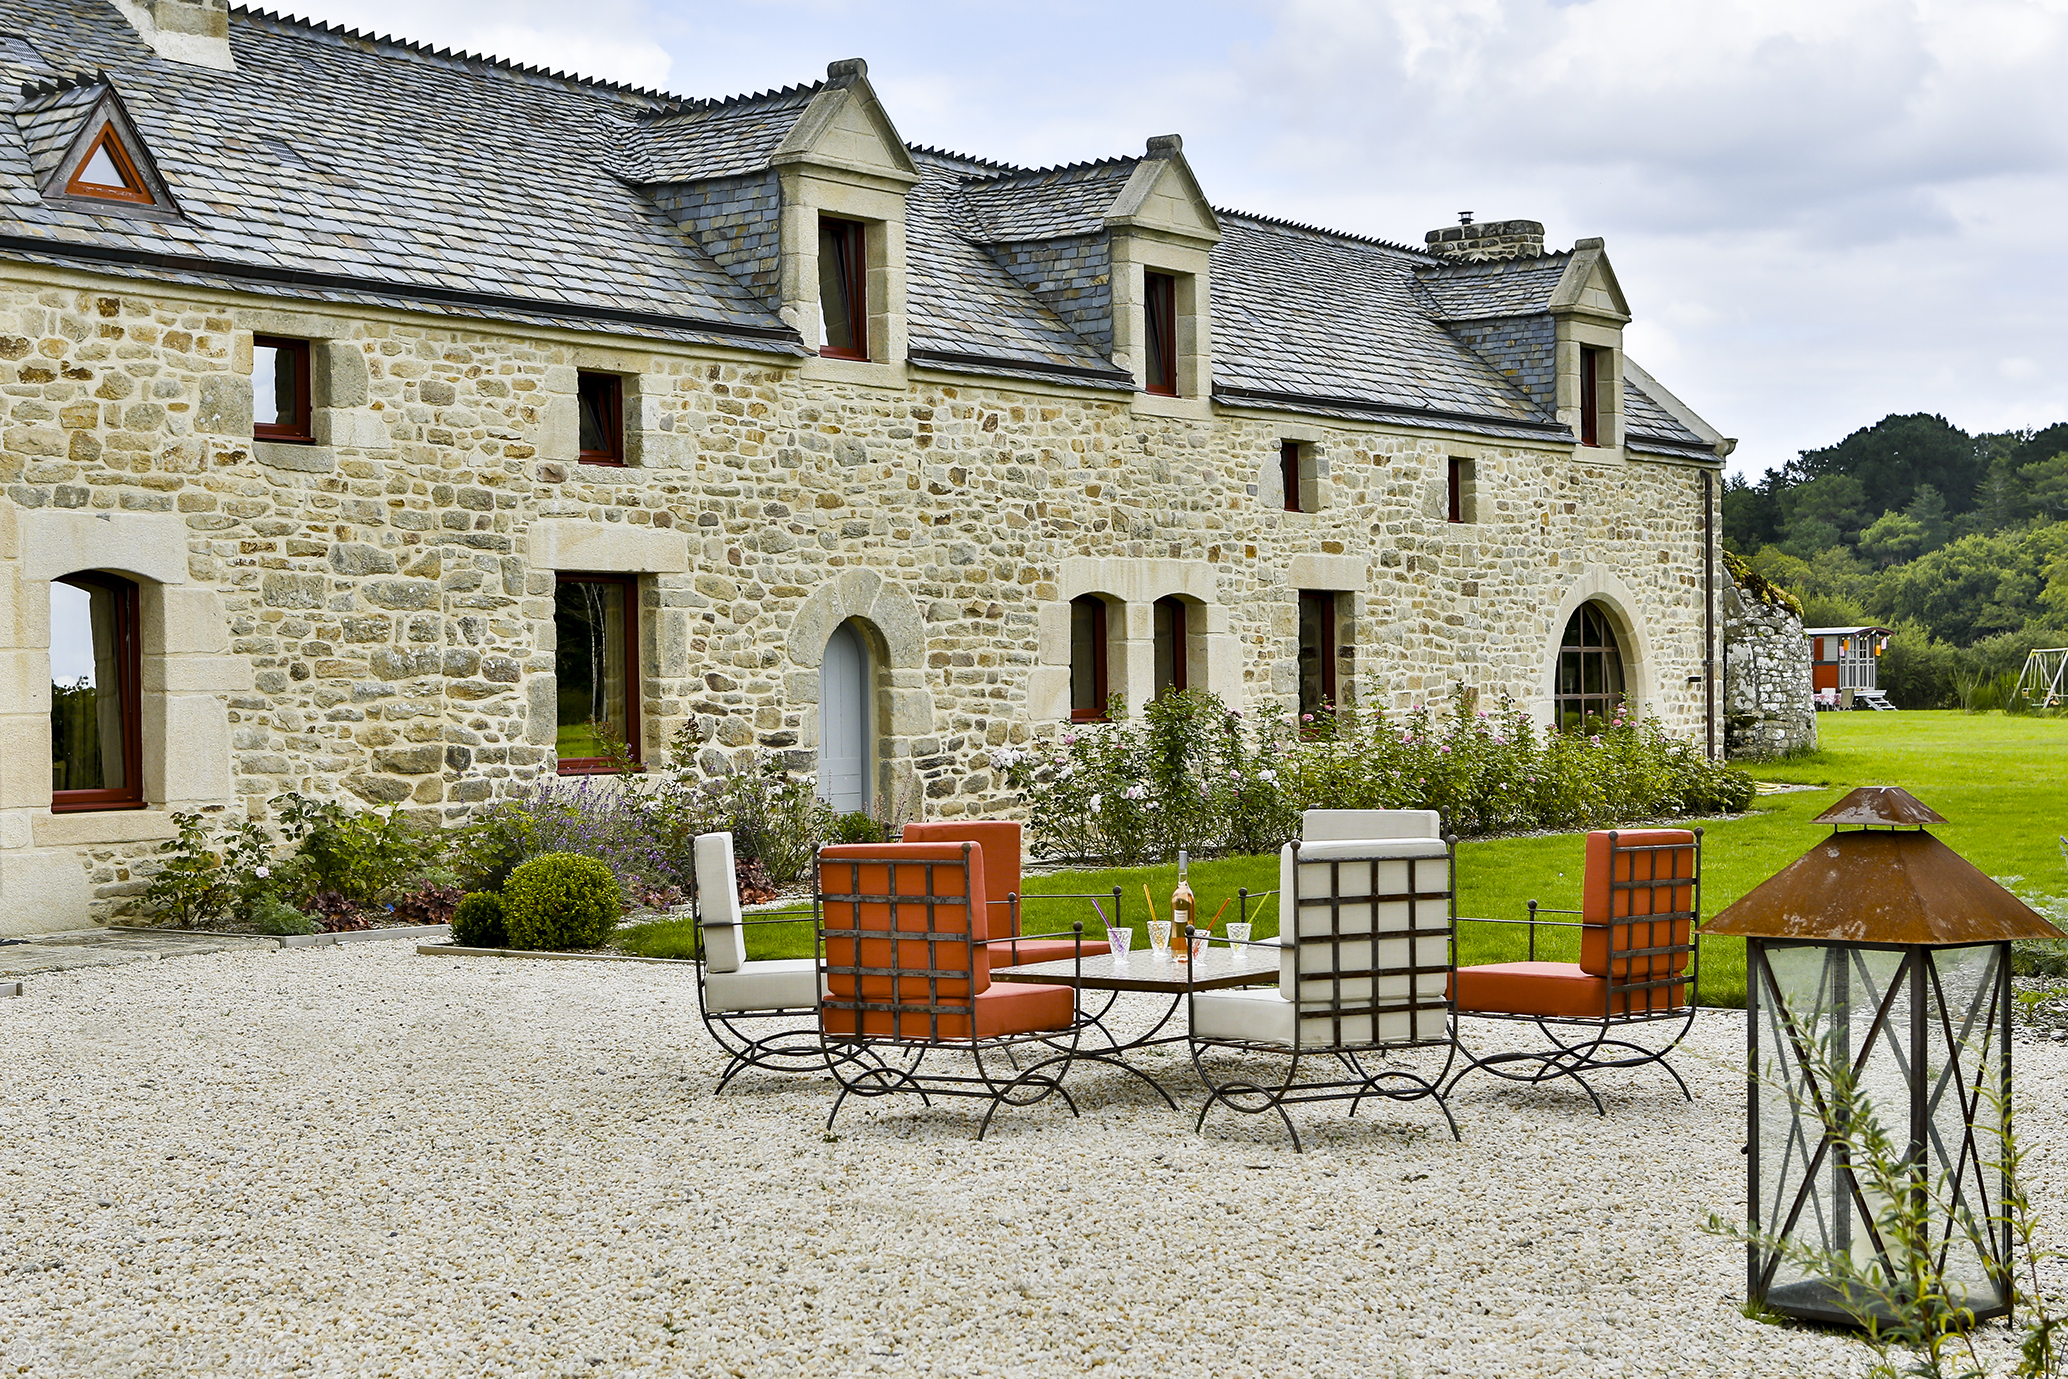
[1171,849,1196,963]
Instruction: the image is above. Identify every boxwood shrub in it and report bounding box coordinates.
[452,891,508,949]
[501,853,622,951]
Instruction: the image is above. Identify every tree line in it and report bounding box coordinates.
[1722,412,2068,707]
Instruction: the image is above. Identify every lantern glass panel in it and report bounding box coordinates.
[1751,940,2009,1324]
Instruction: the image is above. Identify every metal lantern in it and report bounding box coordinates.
[1707,787,2063,1326]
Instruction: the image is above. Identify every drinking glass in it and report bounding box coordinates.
[1190,930,1211,963]
[1108,924,1134,961]
[1147,919,1172,956]
[1226,921,1253,959]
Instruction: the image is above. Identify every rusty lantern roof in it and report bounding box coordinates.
[1706,787,2064,946]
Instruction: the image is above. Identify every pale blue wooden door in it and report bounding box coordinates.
[819,621,868,813]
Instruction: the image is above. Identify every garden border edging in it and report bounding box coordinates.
[106,924,451,950]
[417,943,698,967]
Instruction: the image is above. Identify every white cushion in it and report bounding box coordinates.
[703,958,821,1013]
[694,832,745,973]
[1275,838,1452,1018]
[1302,809,1442,842]
[1192,987,1441,1047]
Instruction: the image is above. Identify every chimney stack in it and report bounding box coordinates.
[1424,216,1545,262]
[109,0,235,71]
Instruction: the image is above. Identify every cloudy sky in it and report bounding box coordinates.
[275,0,2068,480]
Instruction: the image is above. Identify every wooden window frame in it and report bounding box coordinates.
[576,371,625,466]
[818,216,870,361]
[1070,595,1110,723]
[252,336,314,444]
[554,572,642,775]
[66,125,153,205]
[1153,596,1188,697]
[1579,345,1601,447]
[1297,589,1337,730]
[1281,441,1303,513]
[1554,601,1627,731]
[1447,457,1464,523]
[1144,272,1178,396]
[50,572,145,813]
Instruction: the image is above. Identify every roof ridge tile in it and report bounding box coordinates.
[1216,207,1428,258]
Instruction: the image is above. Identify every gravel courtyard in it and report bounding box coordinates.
[2,944,2059,1378]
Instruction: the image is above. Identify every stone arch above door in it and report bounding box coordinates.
[785,568,925,670]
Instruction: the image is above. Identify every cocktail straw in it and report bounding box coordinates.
[1141,884,1160,927]
[1205,897,1232,930]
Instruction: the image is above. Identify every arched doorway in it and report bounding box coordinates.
[1555,602,1626,730]
[819,619,871,813]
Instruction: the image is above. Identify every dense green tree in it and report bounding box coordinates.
[1777,473,1868,556]
[1879,525,2068,645]
[1856,509,1925,567]
[1785,412,1985,517]
[1903,483,1950,551]
[1720,472,1779,552]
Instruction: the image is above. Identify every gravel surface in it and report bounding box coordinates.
[3,945,2063,1378]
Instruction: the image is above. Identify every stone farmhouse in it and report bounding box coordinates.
[0,0,1735,932]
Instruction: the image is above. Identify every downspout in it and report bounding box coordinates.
[1704,468,1717,760]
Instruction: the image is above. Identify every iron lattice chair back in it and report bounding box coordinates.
[820,841,990,1043]
[1279,838,1454,1050]
[1188,828,1460,1150]
[1449,828,1704,1113]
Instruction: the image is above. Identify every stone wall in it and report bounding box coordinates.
[1722,572,1815,759]
[0,265,1721,930]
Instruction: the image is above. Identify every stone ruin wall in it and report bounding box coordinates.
[0,270,1720,924]
[1721,573,1815,759]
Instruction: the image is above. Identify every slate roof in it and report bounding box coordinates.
[0,1,1723,453]
[1622,373,1713,455]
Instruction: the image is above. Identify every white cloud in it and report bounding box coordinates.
[263,0,674,89]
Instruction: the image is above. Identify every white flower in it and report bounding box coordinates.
[988,747,1025,770]
[1122,784,1147,801]
[1088,794,1102,811]
[254,866,271,879]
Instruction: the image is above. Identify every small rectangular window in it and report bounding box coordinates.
[1153,597,1188,697]
[1281,441,1303,513]
[252,336,313,444]
[1144,272,1177,396]
[1579,345,1601,447]
[577,372,624,465]
[555,574,640,773]
[1297,590,1337,727]
[50,573,144,812]
[1448,457,1477,523]
[818,216,869,360]
[1070,595,1109,722]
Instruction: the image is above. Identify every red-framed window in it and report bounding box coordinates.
[253,336,314,444]
[818,216,869,360]
[1144,272,1177,396]
[66,125,154,205]
[555,573,641,773]
[50,572,144,812]
[1297,590,1337,728]
[1069,595,1110,722]
[1281,441,1303,513]
[577,372,624,465]
[1153,597,1188,697]
[1579,346,1601,447]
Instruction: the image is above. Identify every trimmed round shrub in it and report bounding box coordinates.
[451,891,507,949]
[500,853,622,951]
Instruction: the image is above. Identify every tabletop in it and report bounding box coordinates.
[991,947,1280,994]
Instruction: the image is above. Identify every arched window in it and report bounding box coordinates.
[1555,602,1626,731]
[819,620,872,814]
[1152,597,1187,698]
[1069,595,1109,722]
[50,572,143,811]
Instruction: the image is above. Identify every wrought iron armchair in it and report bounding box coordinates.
[1448,828,1702,1113]
[900,820,1115,968]
[818,840,1109,1139]
[1188,824,1460,1151]
[690,831,830,1093]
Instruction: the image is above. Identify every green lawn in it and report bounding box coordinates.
[620,712,2068,1006]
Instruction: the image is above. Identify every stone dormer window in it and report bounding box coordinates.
[252,337,313,444]
[66,125,152,204]
[1580,346,1603,447]
[818,215,869,360]
[1144,272,1177,395]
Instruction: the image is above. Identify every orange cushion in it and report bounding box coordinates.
[1451,961,1687,1019]
[987,937,1111,970]
[823,982,1073,1040]
[903,821,1024,936]
[1580,830,1697,980]
[820,843,990,1022]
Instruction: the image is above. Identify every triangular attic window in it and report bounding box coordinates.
[66,126,153,205]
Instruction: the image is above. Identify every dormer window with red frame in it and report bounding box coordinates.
[1144,272,1177,396]
[252,337,314,444]
[818,217,869,360]
[1579,345,1602,447]
[577,371,624,465]
[66,125,154,205]
[1281,441,1303,512]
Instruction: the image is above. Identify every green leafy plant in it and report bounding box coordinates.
[276,794,430,908]
[247,895,317,937]
[501,853,623,951]
[142,810,281,928]
[451,892,507,949]
[826,810,888,845]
